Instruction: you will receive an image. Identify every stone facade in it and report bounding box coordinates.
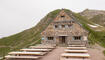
[41,9,88,45]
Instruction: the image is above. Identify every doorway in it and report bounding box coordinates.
[59,36,66,44]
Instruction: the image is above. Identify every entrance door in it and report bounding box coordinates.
[59,36,66,44]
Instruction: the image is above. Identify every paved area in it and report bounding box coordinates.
[39,47,65,60]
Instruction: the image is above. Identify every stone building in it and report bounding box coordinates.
[41,9,88,45]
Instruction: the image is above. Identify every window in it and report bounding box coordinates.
[72,21,75,23]
[55,25,58,28]
[47,37,54,40]
[69,21,72,23]
[61,15,65,18]
[68,24,72,27]
[62,25,65,28]
[73,36,81,40]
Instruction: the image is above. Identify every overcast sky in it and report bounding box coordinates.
[0,0,105,38]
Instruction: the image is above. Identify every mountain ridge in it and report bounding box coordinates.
[80,9,105,26]
[80,9,105,19]
[1,9,105,58]
[0,9,61,57]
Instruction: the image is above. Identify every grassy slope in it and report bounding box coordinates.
[1,9,105,57]
[74,10,105,55]
[80,9,105,27]
[72,13,105,47]
[90,14,105,26]
[0,9,61,57]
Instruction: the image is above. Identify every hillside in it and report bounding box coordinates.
[80,9,105,26]
[1,9,105,57]
[0,9,61,57]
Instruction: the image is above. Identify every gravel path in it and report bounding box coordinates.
[39,44,105,60]
[88,44,105,60]
[39,47,65,60]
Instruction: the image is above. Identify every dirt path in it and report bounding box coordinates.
[39,45,105,60]
[39,47,65,60]
[88,44,105,60]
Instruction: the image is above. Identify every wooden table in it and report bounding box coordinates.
[66,47,87,50]
[69,45,85,47]
[61,53,90,58]
[65,49,88,53]
[8,51,47,56]
[20,49,52,52]
[30,46,55,49]
[5,55,39,59]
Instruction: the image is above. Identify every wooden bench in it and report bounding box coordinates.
[37,44,56,47]
[20,48,52,52]
[60,57,90,60]
[65,49,88,53]
[5,55,40,59]
[61,53,90,58]
[69,45,85,47]
[30,46,55,49]
[8,51,47,56]
[66,47,87,50]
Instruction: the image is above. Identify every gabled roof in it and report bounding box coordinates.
[41,9,89,35]
[54,9,73,21]
[63,9,89,32]
[42,9,88,35]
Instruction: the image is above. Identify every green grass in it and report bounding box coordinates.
[90,14,105,26]
[72,12,105,47]
[0,9,61,57]
[0,47,11,57]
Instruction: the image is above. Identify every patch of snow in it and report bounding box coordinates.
[94,24,103,27]
[88,24,103,28]
[88,24,98,28]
